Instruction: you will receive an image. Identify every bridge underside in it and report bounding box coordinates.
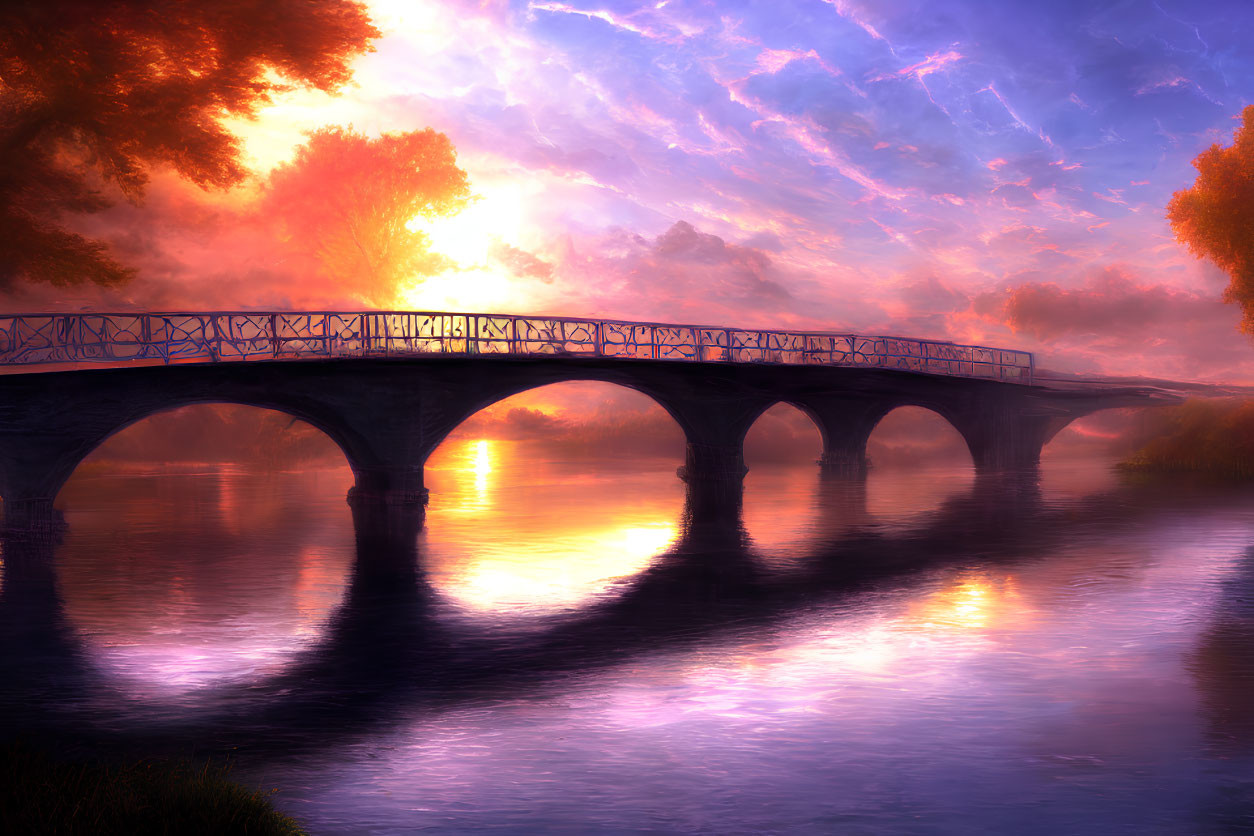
[0,356,1172,531]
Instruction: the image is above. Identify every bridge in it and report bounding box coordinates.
[0,310,1176,530]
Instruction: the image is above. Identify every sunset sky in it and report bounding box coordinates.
[16,0,1254,383]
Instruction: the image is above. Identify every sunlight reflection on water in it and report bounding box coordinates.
[422,439,682,616]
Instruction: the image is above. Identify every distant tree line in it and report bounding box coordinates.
[1120,399,1254,478]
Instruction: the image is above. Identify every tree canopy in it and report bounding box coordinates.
[1168,105,1254,334]
[0,0,379,288]
[264,126,471,304]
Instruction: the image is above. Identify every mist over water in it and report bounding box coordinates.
[3,442,1254,834]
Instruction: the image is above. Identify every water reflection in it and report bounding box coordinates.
[423,439,682,616]
[2,452,1254,832]
[1189,542,1254,830]
[0,526,90,716]
[55,469,354,694]
[1191,544,1254,752]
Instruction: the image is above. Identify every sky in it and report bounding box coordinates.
[17,0,1254,383]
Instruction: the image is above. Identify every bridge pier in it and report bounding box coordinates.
[794,394,1093,478]
[660,387,773,527]
[346,466,429,512]
[346,479,427,562]
[678,442,748,525]
[348,492,427,581]
[321,378,464,528]
[0,429,96,536]
[951,406,1074,473]
[2,498,65,539]
[338,389,435,538]
[794,396,894,478]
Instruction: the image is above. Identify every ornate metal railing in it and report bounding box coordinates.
[0,311,1034,383]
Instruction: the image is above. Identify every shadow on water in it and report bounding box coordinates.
[1188,542,1254,832]
[0,525,96,714]
[7,468,1254,794]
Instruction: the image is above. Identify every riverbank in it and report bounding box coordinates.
[0,743,307,835]
[1118,398,1254,478]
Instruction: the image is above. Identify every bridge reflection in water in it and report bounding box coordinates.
[2,444,1254,832]
[0,448,1107,726]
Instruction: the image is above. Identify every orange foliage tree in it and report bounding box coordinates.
[263,127,471,305]
[1168,106,1254,334]
[0,0,379,288]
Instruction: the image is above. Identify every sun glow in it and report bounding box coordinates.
[408,185,525,266]
[398,174,547,311]
[391,166,554,307]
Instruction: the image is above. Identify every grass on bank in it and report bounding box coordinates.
[0,742,308,836]
[1119,398,1254,479]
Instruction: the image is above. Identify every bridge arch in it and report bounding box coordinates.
[739,402,827,554]
[0,351,1159,533]
[425,374,696,449]
[865,404,975,470]
[743,401,825,469]
[421,381,687,611]
[427,379,688,464]
[29,395,365,513]
[0,379,423,529]
[60,402,354,496]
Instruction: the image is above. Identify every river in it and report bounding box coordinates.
[2,440,1253,834]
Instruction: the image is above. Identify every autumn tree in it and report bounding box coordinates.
[0,0,379,288]
[263,126,471,304]
[1168,105,1254,334]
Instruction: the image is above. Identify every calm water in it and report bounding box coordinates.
[3,442,1254,834]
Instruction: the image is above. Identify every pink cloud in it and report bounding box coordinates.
[1135,75,1190,96]
[868,49,963,83]
[491,242,555,283]
[529,2,682,43]
[754,47,839,77]
[817,0,893,48]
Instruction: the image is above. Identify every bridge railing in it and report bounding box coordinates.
[0,311,1034,383]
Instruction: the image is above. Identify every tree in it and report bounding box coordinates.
[1168,106,1254,334]
[0,0,379,288]
[263,126,471,304]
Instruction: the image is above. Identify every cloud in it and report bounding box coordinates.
[457,406,570,440]
[956,264,1254,381]
[490,242,555,282]
[997,266,1229,340]
[449,388,687,458]
[12,0,1254,387]
[868,49,963,83]
[556,220,794,323]
[898,273,969,314]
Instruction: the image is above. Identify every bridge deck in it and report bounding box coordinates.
[0,311,1034,384]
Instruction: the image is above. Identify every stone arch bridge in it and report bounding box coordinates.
[0,311,1176,529]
